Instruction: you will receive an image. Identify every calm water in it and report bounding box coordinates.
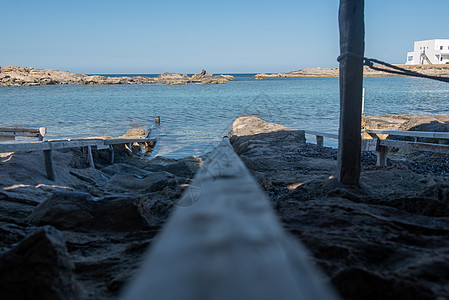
[2,75,449,158]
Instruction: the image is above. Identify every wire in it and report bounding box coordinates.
[337,52,449,83]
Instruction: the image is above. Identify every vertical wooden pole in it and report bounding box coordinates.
[86,146,95,168]
[108,145,115,165]
[337,0,365,185]
[316,135,324,147]
[376,145,388,167]
[43,149,55,181]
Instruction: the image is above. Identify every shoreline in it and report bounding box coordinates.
[256,64,449,78]
[0,66,234,86]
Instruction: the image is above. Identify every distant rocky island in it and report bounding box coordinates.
[256,64,449,78]
[0,66,234,86]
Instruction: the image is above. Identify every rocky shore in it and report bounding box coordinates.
[0,127,201,299]
[256,64,449,78]
[230,116,449,300]
[0,66,233,86]
[1,116,449,299]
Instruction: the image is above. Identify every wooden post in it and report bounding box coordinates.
[337,0,365,185]
[108,145,115,165]
[43,150,55,180]
[376,145,388,167]
[86,146,95,168]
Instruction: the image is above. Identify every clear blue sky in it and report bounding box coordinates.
[1,0,448,74]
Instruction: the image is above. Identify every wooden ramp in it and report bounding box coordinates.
[120,137,339,300]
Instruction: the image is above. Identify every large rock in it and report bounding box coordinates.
[0,225,82,300]
[29,192,152,231]
[230,116,306,155]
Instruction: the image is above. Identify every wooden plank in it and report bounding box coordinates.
[380,139,449,154]
[104,138,153,145]
[337,0,365,185]
[0,136,15,141]
[0,131,41,137]
[0,127,40,133]
[364,129,449,139]
[304,130,339,139]
[0,138,154,153]
[120,138,339,300]
[0,140,107,153]
[43,150,55,181]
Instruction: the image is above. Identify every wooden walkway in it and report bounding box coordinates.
[0,137,153,180]
[120,137,339,300]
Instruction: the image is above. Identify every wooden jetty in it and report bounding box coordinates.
[0,136,154,181]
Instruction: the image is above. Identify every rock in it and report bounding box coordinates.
[29,192,152,231]
[145,157,200,178]
[230,116,306,155]
[106,171,176,193]
[0,225,82,300]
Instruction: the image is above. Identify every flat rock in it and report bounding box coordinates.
[0,225,82,300]
[29,192,152,231]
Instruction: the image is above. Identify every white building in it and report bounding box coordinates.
[406,39,449,65]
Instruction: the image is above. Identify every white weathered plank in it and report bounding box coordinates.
[0,140,107,153]
[305,130,339,139]
[364,129,449,139]
[120,138,339,300]
[0,138,154,153]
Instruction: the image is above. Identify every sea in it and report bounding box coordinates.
[2,75,449,158]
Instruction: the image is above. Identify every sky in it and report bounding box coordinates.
[1,0,448,74]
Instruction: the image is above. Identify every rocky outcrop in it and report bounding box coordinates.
[153,69,233,85]
[0,66,233,86]
[256,64,449,78]
[0,226,82,300]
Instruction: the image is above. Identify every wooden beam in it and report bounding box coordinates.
[120,138,339,300]
[0,127,41,133]
[337,0,365,185]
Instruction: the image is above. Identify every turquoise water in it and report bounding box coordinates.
[2,75,449,158]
